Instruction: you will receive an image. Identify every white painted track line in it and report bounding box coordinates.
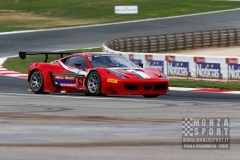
[0,8,240,35]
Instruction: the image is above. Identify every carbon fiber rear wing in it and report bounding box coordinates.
[19,51,80,62]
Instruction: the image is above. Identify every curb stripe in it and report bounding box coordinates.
[168,87,240,94]
[168,87,196,91]
[19,76,28,79]
[0,71,21,74]
[1,74,28,77]
[223,91,240,94]
[0,65,28,78]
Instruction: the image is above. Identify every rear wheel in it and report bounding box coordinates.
[29,70,44,94]
[86,71,101,96]
[143,95,160,98]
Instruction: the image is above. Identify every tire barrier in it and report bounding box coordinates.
[102,28,240,80]
[103,28,240,53]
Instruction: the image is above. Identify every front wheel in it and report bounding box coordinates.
[29,70,44,94]
[143,95,159,98]
[86,71,101,96]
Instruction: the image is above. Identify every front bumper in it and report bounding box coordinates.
[102,78,168,95]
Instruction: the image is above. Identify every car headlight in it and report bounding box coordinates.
[107,69,126,79]
[159,72,165,78]
[158,70,167,78]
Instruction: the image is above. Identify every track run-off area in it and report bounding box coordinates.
[1,8,240,160]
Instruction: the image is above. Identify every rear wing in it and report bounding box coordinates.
[19,51,80,62]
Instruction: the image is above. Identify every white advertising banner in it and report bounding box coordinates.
[103,45,240,80]
[115,6,138,14]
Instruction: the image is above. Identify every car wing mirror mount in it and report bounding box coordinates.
[74,63,81,69]
[138,62,143,68]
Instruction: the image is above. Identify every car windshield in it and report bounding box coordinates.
[88,54,137,68]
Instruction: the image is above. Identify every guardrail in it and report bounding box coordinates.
[103,28,240,53]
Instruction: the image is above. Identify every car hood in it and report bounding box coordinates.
[107,68,159,79]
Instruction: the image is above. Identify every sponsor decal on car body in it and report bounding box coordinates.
[107,78,118,83]
[60,83,76,87]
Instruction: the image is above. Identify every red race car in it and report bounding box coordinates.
[19,51,169,98]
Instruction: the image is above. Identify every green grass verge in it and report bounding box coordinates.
[1,0,240,32]
[3,54,67,73]
[3,47,240,90]
[170,79,240,90]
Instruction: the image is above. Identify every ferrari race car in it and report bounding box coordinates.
[19,51,169,98]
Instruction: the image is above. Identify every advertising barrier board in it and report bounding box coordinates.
[103,45,240,80]
[115,6,138,14]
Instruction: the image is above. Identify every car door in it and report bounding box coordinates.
[54,56,88,89]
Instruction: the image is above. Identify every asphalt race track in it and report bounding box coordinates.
[1,9,240,160]
[1,9,240,57]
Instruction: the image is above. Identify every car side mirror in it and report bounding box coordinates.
[138,62,143,68]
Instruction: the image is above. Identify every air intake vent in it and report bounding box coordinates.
[124,85,138,90]
[154,85,167,90]
[144,86,152,90]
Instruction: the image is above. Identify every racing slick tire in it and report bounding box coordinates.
[143,95,160,98]
[29,70,44,94]
[86,71,102,96]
